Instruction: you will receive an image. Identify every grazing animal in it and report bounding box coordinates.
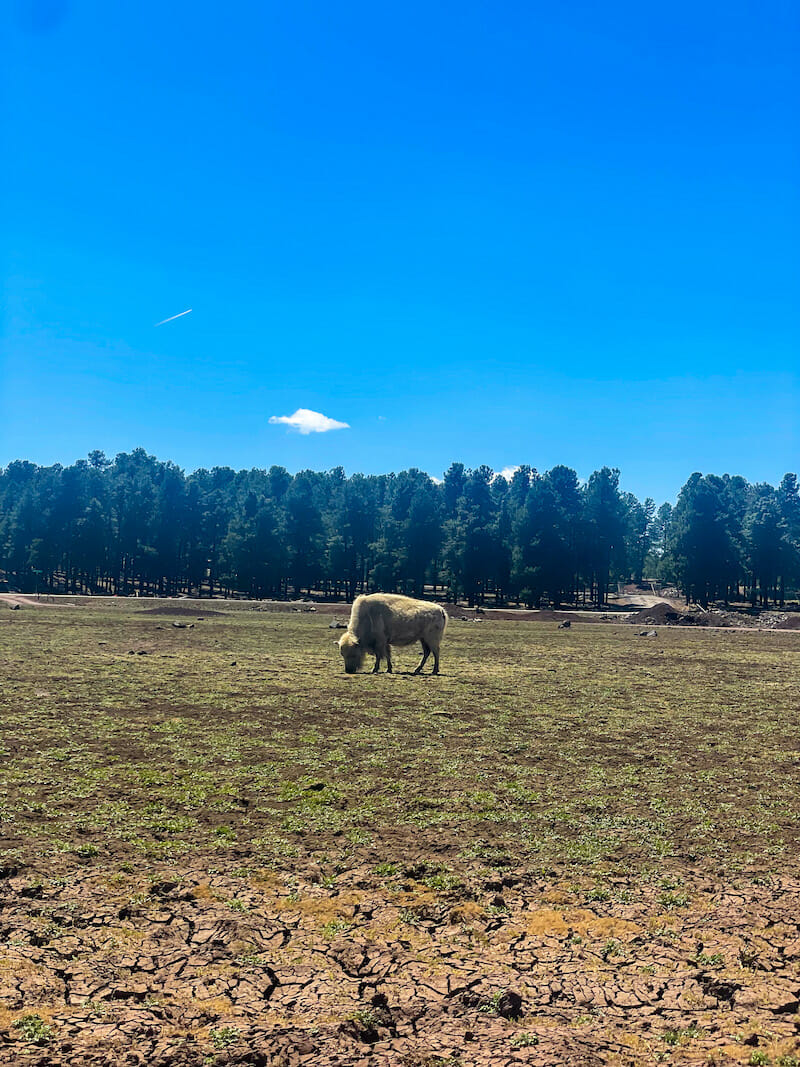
[338,593,448,675]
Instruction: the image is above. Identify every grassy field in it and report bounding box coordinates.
[1,601,799,1066]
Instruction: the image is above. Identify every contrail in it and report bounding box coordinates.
[154,308,192,327]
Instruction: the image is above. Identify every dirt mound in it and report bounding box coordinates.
[481,608,581,623]
[624,602,706,626]
[140,603,228,617]
[441,604,620,624]
[742,610,800,630]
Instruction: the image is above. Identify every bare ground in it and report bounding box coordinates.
[1,603,799,1065]
[2,853,799,1066]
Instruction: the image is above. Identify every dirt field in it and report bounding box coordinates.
[1,600,799,1066]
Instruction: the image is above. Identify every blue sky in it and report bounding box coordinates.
[2,0,798,504]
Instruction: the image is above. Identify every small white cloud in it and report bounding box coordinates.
[495,465,521,482]
[431,476,443,485]
[268,408,350,435]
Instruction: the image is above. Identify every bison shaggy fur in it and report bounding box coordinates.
[338,593,447,675]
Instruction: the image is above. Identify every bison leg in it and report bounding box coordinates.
[432,646,440,675]
[414,642,431,675]
[372,643,391,673]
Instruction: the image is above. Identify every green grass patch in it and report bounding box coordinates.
[2,604,799,882]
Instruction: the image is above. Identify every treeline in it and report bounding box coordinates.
[1,449,799,608]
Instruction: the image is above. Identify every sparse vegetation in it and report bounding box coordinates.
[321,919,351,939]
[600,939,622,960]
[663,1023,703,1046]
[509,1032,539,1047]
[739,945,761,969]
[3,605,797,875]
[478,990,506,1015]
[209,1025,240,1049]
[659,890,690,909]
[12,1014,53,1045]
[349,1007,381,1030]
[1,605,798,1066]
[373,861,399,877]
[692,951,725,968]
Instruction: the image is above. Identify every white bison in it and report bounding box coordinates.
[338,593,447,675]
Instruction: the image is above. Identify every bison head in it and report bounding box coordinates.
[338,631,363,674]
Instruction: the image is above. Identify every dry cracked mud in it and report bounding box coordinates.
[1,856,799,1066]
